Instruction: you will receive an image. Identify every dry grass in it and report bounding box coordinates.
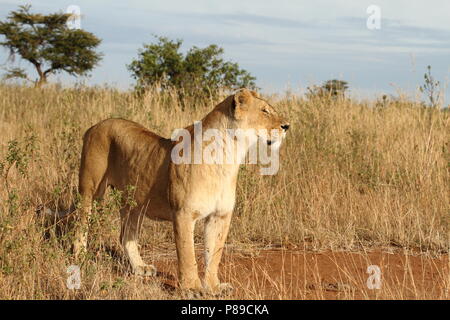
[0,83,448,299]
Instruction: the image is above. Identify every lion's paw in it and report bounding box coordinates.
[133,264,157,277]
[213,282,234,297]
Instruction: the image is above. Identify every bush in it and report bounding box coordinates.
[127,36,256,101]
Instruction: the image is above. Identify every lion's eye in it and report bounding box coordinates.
[262,108,269,114]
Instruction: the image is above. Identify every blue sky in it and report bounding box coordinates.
[1,0,450,101]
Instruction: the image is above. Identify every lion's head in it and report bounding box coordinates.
[230,89,290,147]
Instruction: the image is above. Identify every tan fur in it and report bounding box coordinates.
[73,89,289,294]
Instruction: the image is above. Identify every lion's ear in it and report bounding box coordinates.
[233,89,254,108]
[250,90,260,98]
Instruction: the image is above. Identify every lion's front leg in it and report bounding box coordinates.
[203,212,233,295]
[173,210,202,291]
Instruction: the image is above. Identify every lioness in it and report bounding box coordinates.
[73,89,289,294]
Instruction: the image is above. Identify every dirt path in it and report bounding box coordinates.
[144,247,449,299]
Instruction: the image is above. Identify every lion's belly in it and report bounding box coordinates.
[143,194,174,221]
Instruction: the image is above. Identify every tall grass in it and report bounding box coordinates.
[0,83,448,299]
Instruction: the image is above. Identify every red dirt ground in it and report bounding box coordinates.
[145,247,449,299]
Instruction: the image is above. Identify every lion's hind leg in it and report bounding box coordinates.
[74,129,109,258]
[120,206,156,276]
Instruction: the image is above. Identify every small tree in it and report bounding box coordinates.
[307,79,349,99]
[322,79,349,97]
[0,5,102,87]
[128,36,256,97]
[419,65,441,108]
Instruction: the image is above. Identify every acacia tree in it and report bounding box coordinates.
[322,79,349,97]
[307,79,349,99]
[128,36,256,97]
[0,5,102,87]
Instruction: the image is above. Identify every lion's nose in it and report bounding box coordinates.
[281,123,290,131]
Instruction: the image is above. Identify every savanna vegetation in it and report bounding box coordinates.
[0,83,448,299]
[0,3,448,301]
